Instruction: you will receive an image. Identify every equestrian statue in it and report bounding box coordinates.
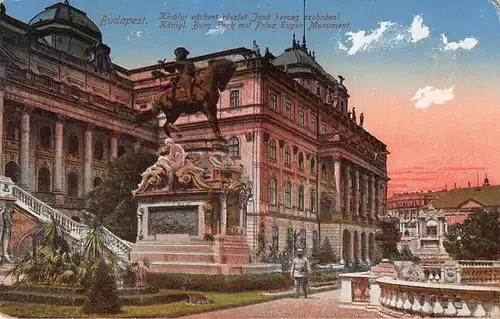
[134,47,236,138]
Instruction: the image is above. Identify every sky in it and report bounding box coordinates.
[5,0,500,196]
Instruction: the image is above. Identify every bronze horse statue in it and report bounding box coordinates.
[134,59,236,138]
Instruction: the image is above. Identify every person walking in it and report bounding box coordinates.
[290,248,311,299]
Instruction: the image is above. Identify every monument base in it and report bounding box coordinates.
[130,235,281,275]
[370,259,398,278]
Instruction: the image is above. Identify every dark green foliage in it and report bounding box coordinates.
[443,209,500,260]
[82,259,122,314]
[145,273,293,292]
[314,237,339,264]
[86,150,156,242]
[375,215,402,260]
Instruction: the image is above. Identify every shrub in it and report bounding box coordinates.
[146,273,293,292]
[82,259,122,314]
[315,237,339,264]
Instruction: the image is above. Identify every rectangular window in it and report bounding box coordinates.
[287,228,293,247]
[321,122,326,134]
[229,90,240,107]
[300,229,307,249]
[312,230,319,255]
[272,227,279,250]
[284,182,292,208]
[285,101,291,119]
[311,116,317,132]
[270,93,277,111]
[298,109,304,125]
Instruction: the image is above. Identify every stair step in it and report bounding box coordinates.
[131,251,215,263]
[132,244,214,253]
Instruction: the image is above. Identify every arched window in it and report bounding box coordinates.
[37,167,51,193]
[284,145,291,166]
[93,177,102,188]
[269,179,277,206]
[68,135,79,155]
[93,141,104,160]
[67,172,79,197]
[39,126,52,148]
[310,157,316,174]
[118,145,126,157]
[298,152,304,170]
[6,122,20,141]
[321,164,327,179]
[285,102,291,119]
[5,161,19,183]
[228,137,239,157]
[268,139,276,161]
[298,186,304,211]
[269,93,277,111]
[310,190,317,213]
[284,181,292,208]
[426,220,437,237]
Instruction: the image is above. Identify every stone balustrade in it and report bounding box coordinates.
[339,272,379,305]
[12,185,132,259]
[420,259,500,285]
[377,277,500,317]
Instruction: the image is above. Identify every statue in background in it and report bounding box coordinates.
[0,201,13,263]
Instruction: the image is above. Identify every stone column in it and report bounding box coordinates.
[334,158,342,213]
[19,106,32,190]
[345,164,351,217]
[110,133,118,159]
[349,231,355,265]
[370,175,376,219]
[53,115,65,193]
[0,90,4,175]
[354,168,360,217]
[83,124,93,195]
[220,193,227,235]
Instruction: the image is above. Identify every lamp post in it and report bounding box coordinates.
[220,179,229,236]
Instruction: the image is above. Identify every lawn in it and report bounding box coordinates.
[0,290,291,318]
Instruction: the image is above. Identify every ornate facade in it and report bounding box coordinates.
[1,2,389,264]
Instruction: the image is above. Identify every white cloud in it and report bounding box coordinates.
[410,15,430,43]
[340,21,394,55]
[206,18,232,35]
[488,0,500,22]
[336,15,431,55]
[411,86,455,108]
[126,30,146,42]
[441,34,478,51]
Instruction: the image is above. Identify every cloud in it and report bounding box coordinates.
[336,15,431,55]
[338,21,394,55]
[410,15,430,43]
[126,30,146,42]
[206,18,232,35]
[410,86,455,108]
[489,0,500,21]
[441,34,478,51]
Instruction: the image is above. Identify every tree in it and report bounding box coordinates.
[87,150,156,242]
[315,237,338,264]
[82,258,122,314]
[375,215,402,260]
[443,209,500,260]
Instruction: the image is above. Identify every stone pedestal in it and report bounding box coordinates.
[370,259,398,278]
[130,138,281,275]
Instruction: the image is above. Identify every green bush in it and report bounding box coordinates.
[314,237,339,264]
[82,259,122,314]
[146,273,293,292]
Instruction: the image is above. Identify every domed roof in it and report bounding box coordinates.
[29,1,101,41]
[273,34,336,83]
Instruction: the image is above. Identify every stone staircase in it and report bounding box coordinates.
[11,185,133,260]
[131,234,281,275]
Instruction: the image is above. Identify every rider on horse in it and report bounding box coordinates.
[160,47,197,103]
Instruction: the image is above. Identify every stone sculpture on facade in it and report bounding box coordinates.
[0,176,15,263]
[134,48,237,138]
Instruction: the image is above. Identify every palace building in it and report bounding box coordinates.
[0,1,389,264]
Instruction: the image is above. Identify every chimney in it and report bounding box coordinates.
[468,181,471,187]
[454,182,457,189]
[483,173,490,186]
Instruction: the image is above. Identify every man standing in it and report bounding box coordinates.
[290,248,311,298]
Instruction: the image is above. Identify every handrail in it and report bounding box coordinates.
[12,185,85,235]
[12,185,132,257]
